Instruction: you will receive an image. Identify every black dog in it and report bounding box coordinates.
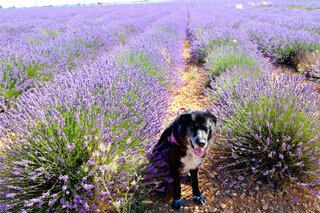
[153,109,217,211]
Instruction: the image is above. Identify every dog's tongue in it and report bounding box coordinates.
[194,148,204,156]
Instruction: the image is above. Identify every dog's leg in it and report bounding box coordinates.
[190,168,207,205]
[171,165,184,211]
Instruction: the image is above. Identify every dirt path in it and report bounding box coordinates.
[162,39,209,128]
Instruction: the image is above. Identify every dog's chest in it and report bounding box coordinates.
[180,146,204,174]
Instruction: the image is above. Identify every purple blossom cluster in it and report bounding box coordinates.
[0,2,186,212]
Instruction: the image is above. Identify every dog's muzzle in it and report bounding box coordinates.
[193,140,206,156]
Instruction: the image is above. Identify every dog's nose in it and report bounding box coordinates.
[196,140,206,148]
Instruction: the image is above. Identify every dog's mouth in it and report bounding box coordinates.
[194,147,204,156]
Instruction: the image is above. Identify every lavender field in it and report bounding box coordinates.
[0,0,320,212]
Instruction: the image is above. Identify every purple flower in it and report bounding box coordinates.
[6,193,16,198]
[65,143,75,151]
[44,173,50,179]
[48,199,57,207]
[58,175,68,183]
[251,167,257,173]
[269,168,276,174]
[56,155,64,162]
[46,146,52,152]
[38,157,47,162]
[282,143,287,151]
[296,162,305,167]
[82,184,95,191]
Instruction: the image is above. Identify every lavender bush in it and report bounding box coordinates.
[208,68,320,187]
[0,61,169,212]
[192,32,232,63]
[0,72,104,212]
[205,44,258,80]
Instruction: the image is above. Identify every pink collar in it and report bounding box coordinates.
[177,108,186,116]
[168,132,180,147]
[167,108,186,147]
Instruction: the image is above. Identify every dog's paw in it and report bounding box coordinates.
[172,199,184,211]
[193,194,206,205]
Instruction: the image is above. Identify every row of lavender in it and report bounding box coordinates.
[0,3,186,212]
[189,1,320,192]
[191,0,320,80]
[189,1,266,81]
[0,4,174,107]
[231,0,320,80]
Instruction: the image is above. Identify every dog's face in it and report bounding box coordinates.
[179,110,217,156]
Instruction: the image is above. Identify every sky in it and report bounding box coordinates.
[0,0,143,8]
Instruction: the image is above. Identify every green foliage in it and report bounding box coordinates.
[113,25,138,45]
[159,26,173,34]
[194,35,233,62]
[258,4,320,11]
[207,66,263,105]
[205,45,258,80]
[0,59,53,101]
[123,24,137,34]
[41,28,61,39]
[28,37,43,45]
[304,5,320,11]
[115,50,168,87]
[309,28,320,35]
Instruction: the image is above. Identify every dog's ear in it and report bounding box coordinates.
[176,112,192,134]
[206,110,217,124]
[178,112,192,125]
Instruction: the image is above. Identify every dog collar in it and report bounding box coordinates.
[168,132,180,147]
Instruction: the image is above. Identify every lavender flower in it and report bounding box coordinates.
[65,143,75,151]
